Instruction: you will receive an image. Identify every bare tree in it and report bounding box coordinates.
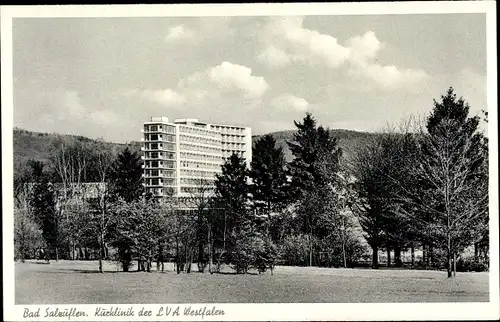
[91,140,115,273]
[182,176,216,273]
[388,90,488,277]
[14,194,45,262]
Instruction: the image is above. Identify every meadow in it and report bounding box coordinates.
[15,260,488,304]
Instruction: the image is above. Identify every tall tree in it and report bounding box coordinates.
[183,177,216,273]
[348,135,394,269]
[395,88,488,277]
[90,140,115,273]
[214,153,252,271]
[250,134,288,234]
[27,161,61,260]
[110,147,144,202]
[112,198,164,272]
[286,113,342,266]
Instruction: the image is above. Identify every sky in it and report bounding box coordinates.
[12,13,487,143]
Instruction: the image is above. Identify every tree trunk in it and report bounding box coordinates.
[342,218,347,268]
[429,243,434,267]
[198,242,204,273]
[453,252,457,277]
[98,235,103,273]
[55,247,59,262]
[372,245,379,269]
[411,244,415,267]
[309,235,313,267]
[474,242,479,261]
[422,242,427,265]
[175,237,180,274]
[386,246,391,267]
[208,225,213,274]
[447,233,452,278]
[395,244,402,267]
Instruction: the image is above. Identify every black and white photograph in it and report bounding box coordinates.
[2,2,498,321]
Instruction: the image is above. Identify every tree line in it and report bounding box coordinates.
[14,88,489,277]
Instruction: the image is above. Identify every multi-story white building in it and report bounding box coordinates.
[141,116,252,198]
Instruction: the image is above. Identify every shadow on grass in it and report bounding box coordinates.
[63,269,180,274]
[215,271,259,276]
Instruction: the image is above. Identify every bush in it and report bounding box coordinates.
[281,234,311,266]
[456,256,489,272]
[254,238,279,274]
[230,237,256,274]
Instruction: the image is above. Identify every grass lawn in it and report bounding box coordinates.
[15,260,489,304]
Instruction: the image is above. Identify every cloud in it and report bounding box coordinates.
[165,24,196,42]
[257,17,350,68]
[60,90,85,119]
[256,46,292,68]
[256,17,428,89]
[270,93,310,112]
[142,89,186,106]
[207,62,269,99]
[348,62,429,89]
[15,88,124,137]
[165,18,235,45]
[347,31,381,63]
[127,61,269,106]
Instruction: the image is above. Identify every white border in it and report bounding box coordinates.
[2,2,498,321]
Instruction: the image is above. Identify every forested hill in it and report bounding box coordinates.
[253,129,375,162]
[13,128,374,165]
[13,128,142,164]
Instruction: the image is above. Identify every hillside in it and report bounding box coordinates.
[13,128,141,165]
[253,129,375,162]
[12,128,374,166]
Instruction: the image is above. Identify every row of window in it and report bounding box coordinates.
[145,124,176,134]
[146,178,176,186]
[145,160,176,168]
[144,134,176,142]
[147,187,175,195]
[222,143,246,150]
[180,169,220,178]
[180,161,221,170]
[180,134,220,147]
[210,125,246,135]
[180,152,221,162]
[221,133,247,140]
[179,126,220,139]
[144,142,176,151]
[144,169,175,178]
[181,186,215,194]
[180,143,220,154]
[144,151,176,160]
[180,177,216,185]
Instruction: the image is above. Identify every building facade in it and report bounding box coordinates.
[142,116,252,198]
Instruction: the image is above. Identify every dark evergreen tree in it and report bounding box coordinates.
[250,134,288,232]
[215,153,251,230]
[110,147,144,202]
[27,161,60,260]
[287,113,319,196]
[286,113,342,266]
[214,153,253,271]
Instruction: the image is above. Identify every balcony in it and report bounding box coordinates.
[143,155,176,162]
